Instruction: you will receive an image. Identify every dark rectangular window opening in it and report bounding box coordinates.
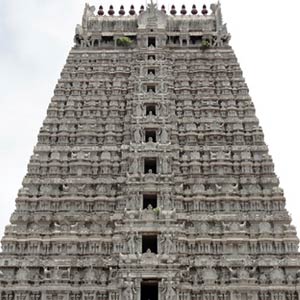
[145,129,156,143]
[171,36,180,44]
[148,68,156,75]
[148,37,156,47]
[148,55,156,60]
[142,235,157,253]
[146,104,156,116]
[191,36,201,45]
[102,36,114,43]
[144,158,157,174]
[183,184,190,191]
[141,281,159,300]
[143,194,157,209]
[147,85,156,93]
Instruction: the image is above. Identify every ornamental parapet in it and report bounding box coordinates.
[74,2,230,49]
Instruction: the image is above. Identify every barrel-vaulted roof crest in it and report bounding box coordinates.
[74,1,230,48]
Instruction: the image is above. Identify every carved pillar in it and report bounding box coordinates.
[250,292,258,300]
[108,292,119,300]
[159,281,163,300]
[41,291,47,300]
[179,291,190,300]
[136,279,141,300]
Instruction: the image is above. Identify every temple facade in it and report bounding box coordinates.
[1,2,300,300]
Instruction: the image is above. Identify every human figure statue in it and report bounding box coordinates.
[136,103,142,116]
[130,156,139,174]
[161,102,168,116]
[134,127,142,143]
[82,4,96,27]
[128,192,139,210]
[123,279,136,300]
[160,127,169,144]
[163,191,172,210]
[162,279,176,300]
[16,267,29,281]
[127,231,137,254]
[161,232,173,254]
[162,157,169,174]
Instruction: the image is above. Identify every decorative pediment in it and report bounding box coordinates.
[138,1,167,29]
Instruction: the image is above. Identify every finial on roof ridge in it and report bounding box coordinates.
[91,3,223,17]
[170,5,176,15]
[129,5,135,15]
[180,5,187,15]
[97,5,104,16]
[119,5,125,16]
[191,4,198,15]
[108,5,114,16]
[139,5,145,14]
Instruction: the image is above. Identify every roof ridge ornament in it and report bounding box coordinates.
[82,3,95,29]
[146,0,158,14]
[210,1,223,28]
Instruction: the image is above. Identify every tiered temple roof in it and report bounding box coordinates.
[0,2,300,300]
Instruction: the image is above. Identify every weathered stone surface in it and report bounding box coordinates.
[0,2,299,300]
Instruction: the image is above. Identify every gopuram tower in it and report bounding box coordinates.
[1,2,300,300]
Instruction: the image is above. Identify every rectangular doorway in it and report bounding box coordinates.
[143,193,157,209]
[142,235,157,253]
[141,280,158,300]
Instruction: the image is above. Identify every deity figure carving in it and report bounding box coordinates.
[122,279,136,300]
[82,4,95,27]
[136,103,142,116]
[162,279,176,300]
[161,157,170,174]
[127,231,138,254]
[160,232,174,254]
[162,191,172,210]
[84,267,97,283]
[16,267,30,282]
[133,126,142,143]
[130,156,139,174]
[270,267,285,284]
[128,192,139,210]
[160,127,169,144]
[202,267,218,284]
[161,102,168,116]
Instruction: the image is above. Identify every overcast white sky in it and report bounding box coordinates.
[0,0,300,240]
